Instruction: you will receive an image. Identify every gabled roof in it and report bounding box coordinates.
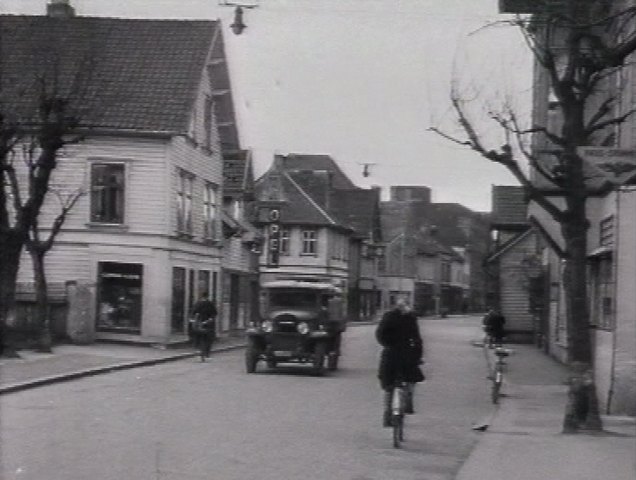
[485,227,534,263]
[274,154,357,190]
[0,14,219,134]
[254,171,339,227]
[491,185,528,227]
[414,233,461,260]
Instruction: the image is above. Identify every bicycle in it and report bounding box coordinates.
[490,346,509,404]
[389,380,413,448]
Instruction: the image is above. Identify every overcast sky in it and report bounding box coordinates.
[2,0,531,211]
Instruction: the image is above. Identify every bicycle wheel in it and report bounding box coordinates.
[392,415,403,448]
[491,377,501,404]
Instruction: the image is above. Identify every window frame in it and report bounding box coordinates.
[89,161,126,225]
[203,182,218,240]
[176,169,194,235]
[279,227,290,255]
[301,228,318,256]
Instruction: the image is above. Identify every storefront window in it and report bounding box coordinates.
[199,270,211,299]
[171,267,186,333]
[97,262,143,333]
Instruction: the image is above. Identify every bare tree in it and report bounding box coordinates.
[22,134,85,352]
[431,0,636,432]
[0,29,94,354]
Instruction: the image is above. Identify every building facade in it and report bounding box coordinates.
[5,11,238,343]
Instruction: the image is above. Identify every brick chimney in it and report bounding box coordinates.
[47,0,75,18]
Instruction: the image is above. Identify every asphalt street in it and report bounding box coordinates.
[0,316,493,480]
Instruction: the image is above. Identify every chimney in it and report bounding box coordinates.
[47,0,76,18]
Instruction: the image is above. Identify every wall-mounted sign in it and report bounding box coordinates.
[577,147,636,184]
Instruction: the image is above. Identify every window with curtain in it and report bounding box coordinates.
[177,170,193,234]
[203,182,217,239]
[90,163,125,224]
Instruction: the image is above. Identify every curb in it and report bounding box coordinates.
[0,342,246,395]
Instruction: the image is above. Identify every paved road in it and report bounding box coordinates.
[0,316,493,480]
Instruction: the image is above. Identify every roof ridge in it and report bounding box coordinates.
[284,172,337,225]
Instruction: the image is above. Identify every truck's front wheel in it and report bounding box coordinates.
[313,343,326,375]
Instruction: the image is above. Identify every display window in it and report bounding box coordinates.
[97,262,143,333]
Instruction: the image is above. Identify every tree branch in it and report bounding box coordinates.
[585,108,636,137]
[42,189,84,251]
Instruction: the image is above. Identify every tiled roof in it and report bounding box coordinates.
[491,186,528,226]
[0,15,218,134]
[329,189,381,241]
[254,172,336,226]
[275,154,357,190]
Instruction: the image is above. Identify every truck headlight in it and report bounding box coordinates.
[262,320,273,333]
[297,322,310,334]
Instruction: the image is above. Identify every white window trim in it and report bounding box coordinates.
[87,159,129,227]
[301,228,318,256]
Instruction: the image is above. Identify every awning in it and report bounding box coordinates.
[587,245,613,258]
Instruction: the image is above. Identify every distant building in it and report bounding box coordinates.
[380,186,489,315]
[253,154,383,321]
[486,186,541,343]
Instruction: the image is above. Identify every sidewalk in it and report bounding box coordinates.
[456,343,636,480]
[0,321,378,395]
[0,335,246,395]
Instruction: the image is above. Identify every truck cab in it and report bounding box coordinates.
[245,280,346,375]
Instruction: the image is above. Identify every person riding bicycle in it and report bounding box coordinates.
[190,292,218,360]
[376,297,424,427]
[482,307,506,348]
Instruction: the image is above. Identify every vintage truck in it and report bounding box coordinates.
[245,280,347,375]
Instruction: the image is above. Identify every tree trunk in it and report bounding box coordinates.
[560,198,603,432]
[0,231,25,357]
[29,245,52,353]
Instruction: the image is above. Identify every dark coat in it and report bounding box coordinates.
[192,299,217,320]
[376,308,424,390]
[190,300,217,337]
[483,310,505,337]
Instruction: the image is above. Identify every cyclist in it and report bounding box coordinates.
[482,307,506,348]
[376,297,424,427]
[190,292,218,360]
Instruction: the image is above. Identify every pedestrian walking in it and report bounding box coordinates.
[190,293,217,360]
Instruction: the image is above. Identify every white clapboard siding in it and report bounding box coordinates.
[16,242,91,285]
[168,136,224,243]
[222,236,250,271]
[36,137,170,235]
[499,233,537,333]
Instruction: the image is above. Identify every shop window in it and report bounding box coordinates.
[171,267,186,333]
[90,163,125,224]
[97,262,143,333]
[188,269,196,317]
[198,270,211,299]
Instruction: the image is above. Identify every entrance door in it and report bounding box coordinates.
[229,273,240,329]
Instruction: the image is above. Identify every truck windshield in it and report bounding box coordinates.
[269,290,318,308]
